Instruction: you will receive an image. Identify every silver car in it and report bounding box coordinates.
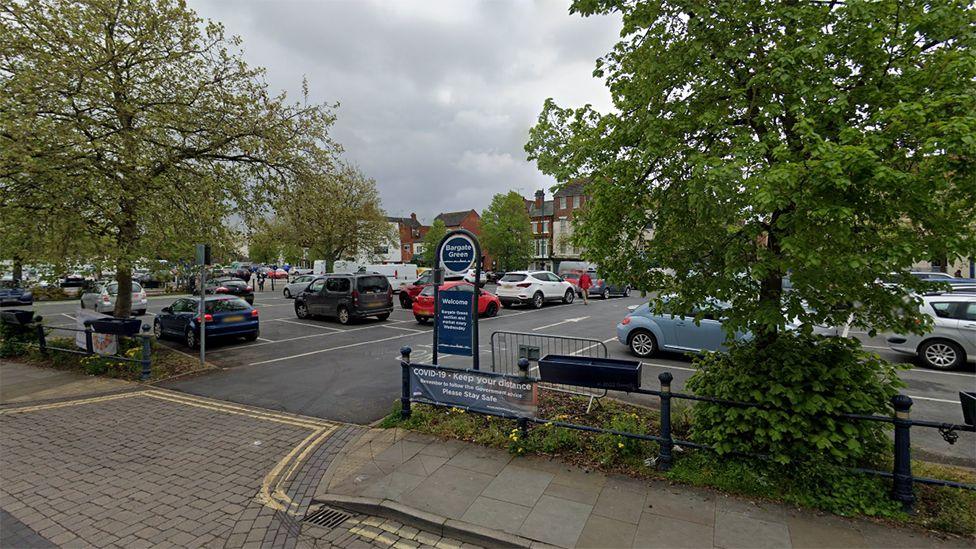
[886,294,976,370]
[282,275,322,299]
[80,281,148,315]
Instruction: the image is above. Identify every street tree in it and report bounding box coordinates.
[526,0,976,464]
[0,0,337,316]
[276,162,394,270]
[481,191,533,272]
[420,219,448,267]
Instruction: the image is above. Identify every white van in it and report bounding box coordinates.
[366,264,417,293]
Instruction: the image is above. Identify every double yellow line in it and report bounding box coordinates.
[1,389,337,515]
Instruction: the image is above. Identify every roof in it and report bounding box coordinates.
[527,200,554,217]
[435,210,477,227]
[387,216,422,229]
[552,179,587,197]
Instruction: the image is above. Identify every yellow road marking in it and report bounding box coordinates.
[143,390,329,430]
[0,392,140,414]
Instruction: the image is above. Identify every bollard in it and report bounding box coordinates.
[517,358,530,377]
[140,325,152,381]
[657,372,674,471]
[35,318,47,354]
[891,394,915,513]
[517,358,531,438]
[84,329,94,354]
[400,346,412,419]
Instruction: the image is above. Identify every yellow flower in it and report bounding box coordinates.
[517,448,523,453]
[617,442,625,449]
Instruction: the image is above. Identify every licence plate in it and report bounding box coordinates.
[223,315,245,323]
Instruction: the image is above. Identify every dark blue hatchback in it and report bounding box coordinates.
[0,281,33,306]
[153,296,258,348]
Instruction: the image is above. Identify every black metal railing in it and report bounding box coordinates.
[397,347,975,513]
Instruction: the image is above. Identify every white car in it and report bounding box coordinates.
[495,271,576,309]
[282,274,321,299]
[886,294,976,370]
[80,281,148,315]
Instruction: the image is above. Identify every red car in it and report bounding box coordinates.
[412,281,501,324]
[399,271,434,308]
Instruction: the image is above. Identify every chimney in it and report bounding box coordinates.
[534,189,544,209]
[410,212,417,222]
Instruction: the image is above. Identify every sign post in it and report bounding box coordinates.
[432,230,481,369]
[195,244,210,368]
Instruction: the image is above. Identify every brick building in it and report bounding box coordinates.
[551,181,588,271]
[526,190,554,271]
[385,213,428,264]
[434,210,492,269]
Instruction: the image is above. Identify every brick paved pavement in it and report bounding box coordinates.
[0,389,353,548]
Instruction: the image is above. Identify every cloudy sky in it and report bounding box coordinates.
[188,0,621,223]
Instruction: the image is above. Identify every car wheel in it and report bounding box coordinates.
[400,294,411,309]
[152,319,163,339]
[244,331,259,342]
[629,330,657,358]
[918,339,965,370]
[532,292,544,309]
[563,290,574,304]
[79,299,85,309]
[337,307,350,325]
[415,315,428,324]
[283,288,291,298]
[377,313,390,321]
[185,328,198,349]
[485,303,498,317]
[602,288,610,300]
[295,301,309,319]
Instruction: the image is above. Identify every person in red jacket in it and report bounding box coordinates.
[579,271,592,305]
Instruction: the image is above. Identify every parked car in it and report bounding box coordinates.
[283,275,321,298]
[291,267,314,276]
[60,273,87,288]
[294,273,393,324]
[153,296,259,348]
[199,277,254,304]
[229,262,253,281]
[495,271,575,309]
[0,280,33,306]
[910,271,958,281]
[399,270,434,309]
[461,269,487,285]
[617,300,742,357]
[411,281,501,324]
[269,268,289,280]
[886,294,976,370]
[80,281,148,315]
[561,270,630,299]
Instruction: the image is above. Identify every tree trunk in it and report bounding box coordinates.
[755,211,785,350]
[12,256,23,284]
[113,205,138,317]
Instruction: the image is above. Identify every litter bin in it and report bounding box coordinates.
[538,354,642,391]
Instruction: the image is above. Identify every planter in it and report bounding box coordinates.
[87,317,143,336]
[0,309,36,326]
[961,392,976,426]
[538,354,642,391]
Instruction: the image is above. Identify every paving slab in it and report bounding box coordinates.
[634,512,715,549]
[576,514,637,548]
[713,510,791,549]
[644,482,715,526]
[481,464,554,507]
[400,465,495,520]
[592,482,647,525]
[460,496,532,534]
[518,495,592,548]
[446,445,513,476]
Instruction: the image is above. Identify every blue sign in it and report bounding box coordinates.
[436,291,474,356]
[440,234,476,274]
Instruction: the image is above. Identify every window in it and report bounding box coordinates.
[446,283,475,293]
[963,303,976,321]
[374,246,389,255]
[172,299,194,313]
[930,302,953,318]
[414,243,424,254]
[545,273,562,282]
[309,279,327,293]
[208,298,250,313]
[560,219,567,232]
[542,220,549,233]
[420,286,435,296]
[416,272,432,284]
[558,197,566,209]
[531,273,549,281]
[356,275,388,293]
[499,273,527,283]
[572,196,579,208]
[403,243,410,251]
[325,277,350,292]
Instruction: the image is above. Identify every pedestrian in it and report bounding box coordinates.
[579,271,592,305]
[954,268,962,278]
[258,272,265,292]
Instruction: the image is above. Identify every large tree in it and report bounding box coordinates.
[276,162,394,269]
[481,191,533,272]
[0,0,336,316]
[527,0,976,345]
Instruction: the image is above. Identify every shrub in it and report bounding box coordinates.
[0,322,36,358]
[686,331,903,465]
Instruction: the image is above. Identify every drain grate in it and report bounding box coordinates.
[302,506,352,529]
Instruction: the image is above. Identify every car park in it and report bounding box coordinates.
[399,270,434,308]
[886,294,976,370]
[269,268,289,279]
[411,281,501,323]
[561,270,630,299]
[229,262,253,280]
[0,280,33,306]
[294,272,393,324]
[200,277,254,304]
[80,281,148,315]
[153,296,259,348]
[617,300,742,357]
[495,271,575,308]
[283,274,321,298]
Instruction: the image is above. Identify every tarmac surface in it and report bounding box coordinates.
[19,285,976,463]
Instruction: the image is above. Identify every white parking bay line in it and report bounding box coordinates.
[206,322,412,353]
[383,325,426,334]
[907,395,966,404]
[532,316,589,332]
[248,332,420,366]
[903,368,976,379]
[272,318,343,332]
[640,361,697,373]
[256,337,276,343]
[61,313,76,321]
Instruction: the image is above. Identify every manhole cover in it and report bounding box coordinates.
[302,506,352,530]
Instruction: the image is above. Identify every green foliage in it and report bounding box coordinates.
[687,332,903,465]
[595,412,648,465]
[421,220,448,267]
[0,322,35,358]
[526,0,976,342]
[481,191,533,272]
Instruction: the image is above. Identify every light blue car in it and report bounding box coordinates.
[616,302,745,357]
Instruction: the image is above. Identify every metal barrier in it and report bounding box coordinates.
[489,331,609,411]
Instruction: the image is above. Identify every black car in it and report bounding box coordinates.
[199,277,254,304]
[294,273,393,324]
[0,280,34,306]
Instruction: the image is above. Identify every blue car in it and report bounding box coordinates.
[0,281,34,306]
[153,296,259,348]
[616,301,744,358]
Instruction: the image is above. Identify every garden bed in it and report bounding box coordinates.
[380,390,975,538]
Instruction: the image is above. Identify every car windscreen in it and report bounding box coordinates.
[206,298,250,313]
[357,276,389,293]
[499,274,526,282]
[420,286,435,297]
[221,280,247,288]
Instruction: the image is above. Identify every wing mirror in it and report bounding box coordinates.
[161,306,172,314]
